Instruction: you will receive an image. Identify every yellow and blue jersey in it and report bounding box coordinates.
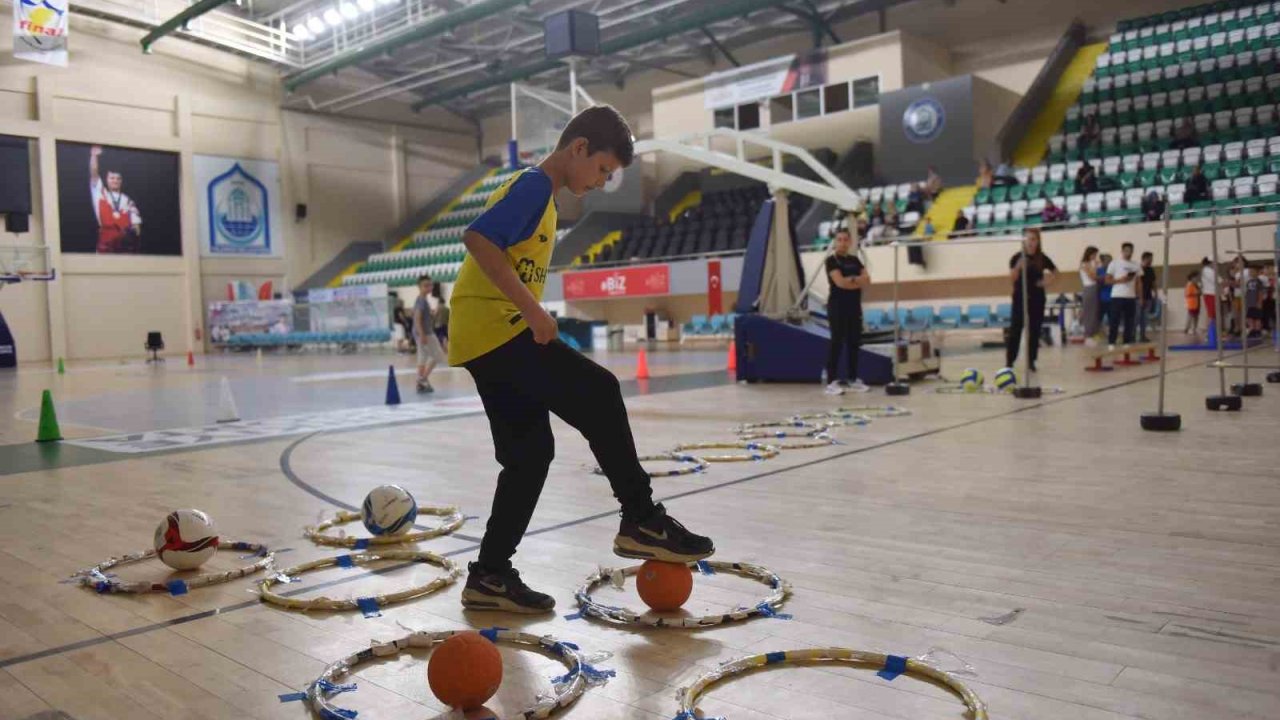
[448,167,558,365]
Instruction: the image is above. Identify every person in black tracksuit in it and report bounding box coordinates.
[825,228,871,393]
[1006,227,1057,372]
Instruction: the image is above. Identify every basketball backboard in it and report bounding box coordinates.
[0,245,55,285]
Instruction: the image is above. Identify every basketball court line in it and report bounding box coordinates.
[0,357,1206,671]
[0,369,735,476]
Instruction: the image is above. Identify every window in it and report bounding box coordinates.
[736,102,760,130]
[770,94,794,123]
[823,82,850,114]
[796,88,821,120]
[853,76,880,108]
[713,106,735,129]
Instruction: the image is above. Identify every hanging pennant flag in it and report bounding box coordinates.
[14,0,69,67]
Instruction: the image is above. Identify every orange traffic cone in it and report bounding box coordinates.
[726,340,737,372]
[635,347,650,380]
[187,350,195,367]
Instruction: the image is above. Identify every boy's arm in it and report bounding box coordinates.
[464,231,558,344]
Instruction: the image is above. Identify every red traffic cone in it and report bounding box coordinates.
[187,350,195,367]
[726,340,737,372]
[635,347,650,380]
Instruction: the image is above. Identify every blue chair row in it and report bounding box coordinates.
[862,304,1016,330]
[224,330,392,346]
[683,313,738,335]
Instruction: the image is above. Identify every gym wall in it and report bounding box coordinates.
[0,11,476,362]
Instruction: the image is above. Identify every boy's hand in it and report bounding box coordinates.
[528,307,558,345]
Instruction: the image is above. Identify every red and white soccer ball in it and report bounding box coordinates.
[153,509,220,570]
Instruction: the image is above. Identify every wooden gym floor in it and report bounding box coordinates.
[1,339,1278,720]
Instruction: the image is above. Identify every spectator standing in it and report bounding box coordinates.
[1262,265,1276,333]
[824,228,870,395]
[1184,271,1201,335]
[1243,263,1264,337]
[1006,228,1057,372]
[414,274,447,393]
[1079,246,1103,345]
[1106,243,1142,349]
[923,216,936,237]
[431,282,451,353]
[977,159,994,189]
[1200,257,1219,332]
[1138,251,1157,343]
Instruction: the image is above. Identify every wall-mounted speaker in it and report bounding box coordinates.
[5,212,28,234]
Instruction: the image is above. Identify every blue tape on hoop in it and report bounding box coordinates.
[754,602,792,620]
[877,655,908,681]
[355,597,381,618]
[478,627,507,643]
[765,651,786,664]
[352,538,370,550]
[318,706,358,719]
[278,692,307,702]
[563,611,584,621]
[166,579,189,596]
[696,560,715,575]
[336,555,356,568]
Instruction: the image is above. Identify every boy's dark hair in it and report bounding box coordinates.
[1187,271,1198,280]
[1122,242,1134,251]
[1141,251,1153,259]
[556,105,635,167]
[417,274,433,284]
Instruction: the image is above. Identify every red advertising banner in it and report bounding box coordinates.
[562,264,670,300]
[707,260,723,315]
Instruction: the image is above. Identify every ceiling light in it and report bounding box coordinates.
[339,2,358,20]
[323,8,342,25]
[307,16,325,34]
[357,0,375,11]
[376,0,398,5]
[291,23,311,40]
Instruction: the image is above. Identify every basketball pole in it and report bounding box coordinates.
[1205,212,1241,410]
[885,241,908,395]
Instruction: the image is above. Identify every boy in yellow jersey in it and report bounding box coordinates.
[451,106,714,613]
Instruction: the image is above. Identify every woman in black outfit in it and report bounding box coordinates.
[1006,228,1057,372]
[825,227,870,394]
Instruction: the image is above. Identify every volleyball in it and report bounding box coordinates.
[993,367,1018,393]
[153,509,219,570]
[959,368,984,393]
[361,484,418,536]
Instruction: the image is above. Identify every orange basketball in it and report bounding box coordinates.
[427,632,503,710]
[635,560,694,611]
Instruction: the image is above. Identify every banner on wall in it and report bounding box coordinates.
[207,300,293,345]
[308,283,389,334]
[707,260,723,315]
[562,264,670,300]
[194,155,283,257]
[56,141,182,255]
[703,49,827,110]
[14,0,69,67]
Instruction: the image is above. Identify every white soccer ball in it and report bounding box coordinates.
[154,509,219,570]
[361,485,418,536]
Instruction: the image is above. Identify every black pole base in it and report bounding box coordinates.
[885,382,911,396]
[1013,386,1043,399]
[1267,371,1280,383]
[1231,382,1263,397]
[1140,411,1182,431]
[1206,395,1243,411]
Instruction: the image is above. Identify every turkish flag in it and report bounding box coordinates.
[707,260,722,315]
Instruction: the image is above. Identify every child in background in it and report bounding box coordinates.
[1184,271,1201,336]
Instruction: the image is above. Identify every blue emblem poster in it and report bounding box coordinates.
[194,155,283,257]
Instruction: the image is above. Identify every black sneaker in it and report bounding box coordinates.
[614,503,715,563]
[461,563,555,614]
[836,379,852,389]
